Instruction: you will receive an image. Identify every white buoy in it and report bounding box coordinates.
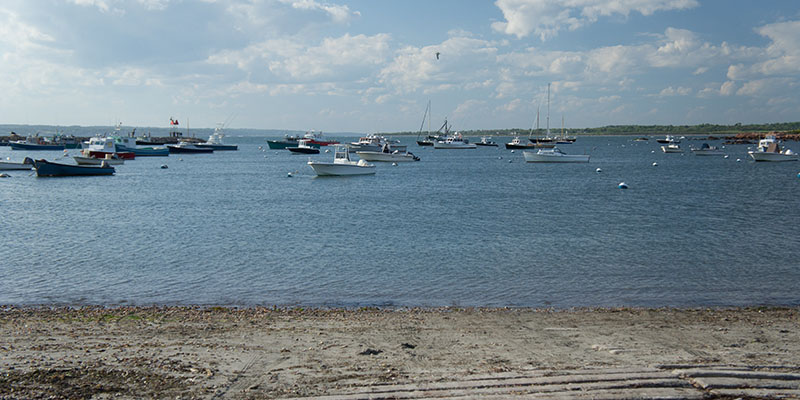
[0,173,10,178]
[618,182,628,189]
[508,160,512,163]
[498,156,502,160]
[179,158,184,161]
[736,158,742,162]
[392,162,398,166]
[652,162,658,166]
[160,164,168,169]
[510,150,515,153]
[650,150,655,153]
[596,168,602,173]
[287,172,293,177]
[724,155,729,159]
[258,146,263,150]
[325,149,330,153]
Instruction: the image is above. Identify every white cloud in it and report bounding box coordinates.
[492,0,699,40]
[719,80,736,96]
[658,86,691,96]
[279,0,359,23]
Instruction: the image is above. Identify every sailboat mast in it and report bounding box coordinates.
[546,83,551,137]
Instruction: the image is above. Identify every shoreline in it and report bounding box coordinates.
[2,306,799,398]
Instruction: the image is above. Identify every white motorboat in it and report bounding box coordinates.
[196,125,238,150]
[523,146,589,163]
[748,135,798,162]
[656,134,680,144]
[349,135,406,153]
[0,159,33,170]
[434,132,476,149]
[691,143,725,156]
[356,146,420,162]
[308,146,376,176]
[661,143,683,153]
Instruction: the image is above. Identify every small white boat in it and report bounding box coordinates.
[748,135,798,162]
[522,147,589,163]
[308,146,376,176]
[661,143,683,153]
[356,146,419,162]
[73,154,125,165]
[656,135,680,144]
[434,132,476,149]
[0,159,33,170]
[691,143,725,156]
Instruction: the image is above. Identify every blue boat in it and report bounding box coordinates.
[27,158,115,177]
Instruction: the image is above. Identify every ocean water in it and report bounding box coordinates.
[1,136,799,308]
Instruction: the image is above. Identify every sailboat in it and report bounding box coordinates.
[523,84,588,163]
[416,101,436,146]
[531,83,556,144]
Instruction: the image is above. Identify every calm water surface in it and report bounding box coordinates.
[2,136,799,308]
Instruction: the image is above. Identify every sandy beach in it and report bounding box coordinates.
[1,306,799,399]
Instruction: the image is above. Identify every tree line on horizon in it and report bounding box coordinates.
[389,121,800,136]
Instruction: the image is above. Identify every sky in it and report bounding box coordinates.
[1,0,799,133]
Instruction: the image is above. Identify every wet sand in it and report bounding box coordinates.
[1,306,798,399]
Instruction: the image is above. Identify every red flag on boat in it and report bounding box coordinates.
[170,118,179,126]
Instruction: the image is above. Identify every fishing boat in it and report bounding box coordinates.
[113,136,169,156]
[505,136,539,149]
[26,158,115,177]
[0,159,34,170]
[523,147,589,163]
[661,143,683,153]
[73,154,125,165]
[433,119,475,149]
[82,137,136,159]
[308,146,375,176]
[267,134,309,149]
[9,135,66,150]
[287,139,320,154]
[167,141,214,153]
[356,144,420,162]
[690,143,725,156]
[475,136,498,147]
[748,135,798,161]
[195,125,238,151]
[302,130,339,146]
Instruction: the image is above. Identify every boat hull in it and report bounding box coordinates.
[661,146,683,153]
[288,147,320,154]
[195,144,238,151]
[0,161,33,170]
[73,156,124,165]
[31,159,115,177]
[117,145,169,156]
[88,150,136,159]
[748,151,799,162]
[355,151,419,162]
[10,142,64,150]
[167,145,214,153]
[522,151,590,163]
[308,162,375,176]
[692,150,725,156]
[434,142,476,149]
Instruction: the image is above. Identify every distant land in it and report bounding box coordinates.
[388,122,800,137]
[2,122,799,138]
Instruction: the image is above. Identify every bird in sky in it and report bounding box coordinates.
[435,52,440,60]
